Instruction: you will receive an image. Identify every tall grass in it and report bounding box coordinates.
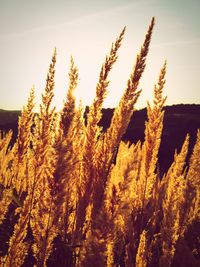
[0,18,199,267]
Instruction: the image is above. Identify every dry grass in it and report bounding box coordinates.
[0,18,199,267]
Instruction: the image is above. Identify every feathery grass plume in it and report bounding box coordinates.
[108,141,143,265]
[85,26,125,173]
[77,29,128,265]
[135,230,148,267]
[136,62,167,242]
[103,17,154,164]
[53,104,85,256]
[80,142,139,265]
[0,132,14,226]
[3,129,35,266]
[85,19,155,253]
[86,26,126,142]
[160,134,190,267]
[0,188,12,226]
[104,141,150,266]
[54,56,79,186]
[107,141,141,202]
[53,57,79,229]
[139,61,167,203]
[106,241,115,267]
[13,87,35,195]
[30,49,58,266]
[60,56,78,136]
[16,87,35,163]
[0,131,13,187]
[81,142,142,266]
[123,63,166,266]
[169,130,200,266]
[184,129,200,225]
[96,18,155,206]
[79,18,155,266]
[105,141,142,224]
[79,203,115,267]
[3,193,32,267]
[75,27,125,237]
[53,58,83,255]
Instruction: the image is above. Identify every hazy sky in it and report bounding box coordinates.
[1,0,200,110]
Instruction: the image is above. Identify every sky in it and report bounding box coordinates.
[0,0,200,111]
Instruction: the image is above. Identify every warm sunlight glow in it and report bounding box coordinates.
[1,0,200,110]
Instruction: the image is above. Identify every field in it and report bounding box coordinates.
[0,18,199,267]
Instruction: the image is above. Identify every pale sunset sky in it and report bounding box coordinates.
[0,0,200,110]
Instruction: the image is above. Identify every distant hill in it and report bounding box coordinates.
[88,104,200,174]
[0,109,21,124]
[1,104,200,175]
[0,109,21,142]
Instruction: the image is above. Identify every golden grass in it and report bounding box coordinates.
[0,18,199,267]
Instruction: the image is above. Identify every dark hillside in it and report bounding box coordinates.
[100,104,200,175]
[0,109,21,124]
[0,109,20,143]
[1,104,200,175]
